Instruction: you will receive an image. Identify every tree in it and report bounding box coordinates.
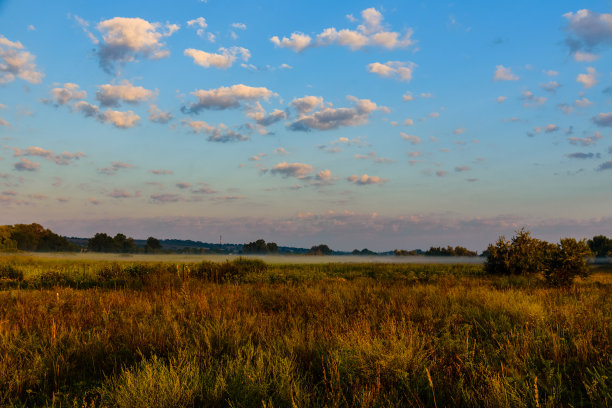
[543,238,592,287]
[485,228,594,286]
[308,244,332,255]
[242,239,278,254]
[87,233,114,252]
[145,237,162,253]
[587,235,612,258]
[485,228,551,275]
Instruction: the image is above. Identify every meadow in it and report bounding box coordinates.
[0,254,609,407]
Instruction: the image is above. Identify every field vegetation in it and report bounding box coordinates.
[0,255,610,407]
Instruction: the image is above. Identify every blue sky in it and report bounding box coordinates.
[0,0,611,251]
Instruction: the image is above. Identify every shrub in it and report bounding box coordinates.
[486,229,593,287]
[485,228,551,275]
[0,263,23,281]
[543,238,592,287]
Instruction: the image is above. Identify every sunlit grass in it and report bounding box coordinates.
[0,255,609,407]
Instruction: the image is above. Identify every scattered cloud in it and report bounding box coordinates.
[568,131,602,146]
[354,151,394,164]
[576,67,598,89]
[291,95,324,114]
[151,193,183,203]
[566,152,600,159]
[540,81,561,93]
[521,91,547,107]
[0,118,9,127]
[45,83,87,105]
[402,92,414,102]
[573,51,599,62]
[14,157,39,171]
[271,7,414,52]
[436,170,447,177]
[574,97,593,108]
[186,17,207,37]
[367,61,416,81]
[543,69,558,76]
[592,112,612,127]
[402,118,414,126]
[73,101,100,117]
[108,189,134,199]
[289,96,387,131]
[182,119,248,142]
[184,46,250,69]
[182,84,276,113]
[270,162,314,179]
[246,102,287,128]
[98,161,133,175]
[96,80,155,107]
[95,17,179,73]
[99,109,140,128]
[13,146,85,165]
[597,161,612,171]
[149,169,173,175]
[347,174,388,185]
[0,34,44,84]
[148,104,172,123]
[455,166,471,172]
[493,65,518,81]
[563,10,612,57]
[401,133,421,144]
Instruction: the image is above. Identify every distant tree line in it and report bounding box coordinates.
[352,248,377,255]
[307,244,332,255]
[0,223,78,252]
[587,235,612,258]
[242,239,278,254]
[87,233,162,253]
[394,246,477,257]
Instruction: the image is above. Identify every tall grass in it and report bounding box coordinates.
[0,255,609,407]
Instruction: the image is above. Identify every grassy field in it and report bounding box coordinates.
[0,255,610,407]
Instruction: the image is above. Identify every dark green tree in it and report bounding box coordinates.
[308,244,332,255]
[145,237,162,253]
[587,235,612,258]
[87,233,114,252]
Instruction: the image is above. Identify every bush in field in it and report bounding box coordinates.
[485,228,551,275]
[543,238,592,287]
[0,263,23,281]
[486,229,593,286]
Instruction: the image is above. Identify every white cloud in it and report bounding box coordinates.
[14,158,40,171]
[270,32,312,52]
[367,61,416,81]
[0,118,9,127]
[95,17,179,73]
[148,104,172,124]
[98,161,133,175]
[400,133,421,144]
[183,84,276,113]
[493,65,518,81]
[402,92,414,102]
[347,174,388,185]
[576,67,598,88]
[521,91,547,107]
[271,7,414,53]
[497,96,507,103]
[73,101,99,117]
[540,81,561,93]
[563,10,612,56]
[289,95,387,131]
[543,69,559,76]
[574,97,593,107]
[246,102,287,127]
[182,120,248,143]
[149,169,173,175]
[354,151,394,164]
[47,83,87,105]
[184,46,250,69]
[232,22,247,30]
[99,109,140,128]
[96,80,154,107]
[187,17,207,37]
[573,51,599,62]
[568,131,602,146]
[593,112,612,127]
[13,146,85,165]
[0,35,44,84]
[291,95,324,114]
[270,162,314,178]
[402,118,414,126]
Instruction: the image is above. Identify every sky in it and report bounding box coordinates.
[0,0,611,251]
